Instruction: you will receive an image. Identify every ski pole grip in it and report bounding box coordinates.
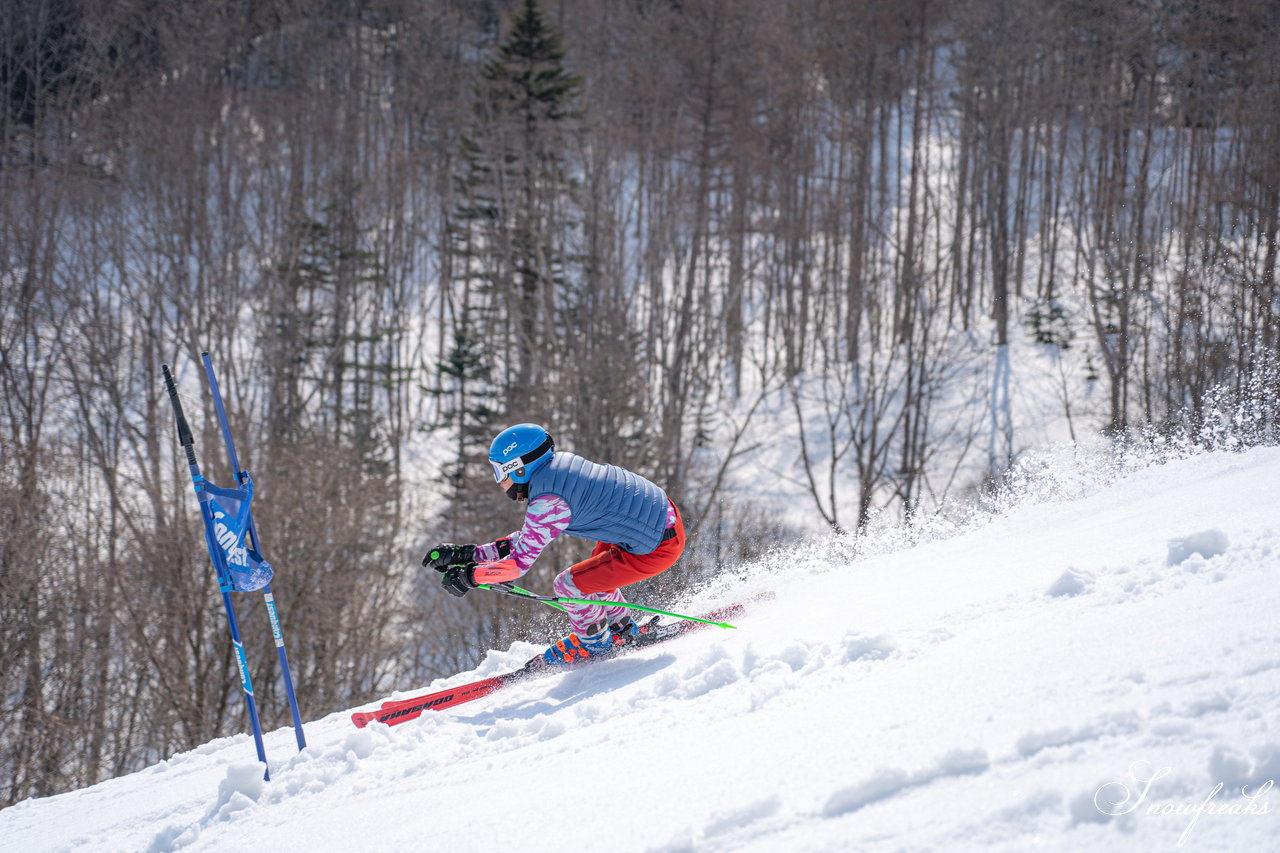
[161,363,198,465]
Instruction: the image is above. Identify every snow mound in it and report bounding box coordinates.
[1046,566,1094,597]
[1167,528,1230,566]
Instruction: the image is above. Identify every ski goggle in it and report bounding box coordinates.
[490,457,525,482]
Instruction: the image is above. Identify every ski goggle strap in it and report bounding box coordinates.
[490,435,554,482]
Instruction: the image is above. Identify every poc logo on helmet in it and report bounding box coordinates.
[503,442,519,455]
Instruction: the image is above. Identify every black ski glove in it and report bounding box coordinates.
[423,543,476,573]
[440,564,477,597]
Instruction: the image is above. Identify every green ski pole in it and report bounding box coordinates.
[478,583,737,629]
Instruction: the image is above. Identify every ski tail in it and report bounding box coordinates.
[351,673,525,728]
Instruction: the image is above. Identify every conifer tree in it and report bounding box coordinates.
[448,0,585,412]
[436,0,585,511]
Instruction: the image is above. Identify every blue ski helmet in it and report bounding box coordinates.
[488,424,554,484]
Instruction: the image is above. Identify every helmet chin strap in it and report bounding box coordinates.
[505,481,529,502]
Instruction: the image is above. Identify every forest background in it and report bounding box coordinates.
[3,0,1279,805]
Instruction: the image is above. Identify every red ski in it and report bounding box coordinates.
[351,672,531,727]
[351,598,760,728]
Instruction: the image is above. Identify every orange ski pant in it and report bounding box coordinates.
[568,502,686,595]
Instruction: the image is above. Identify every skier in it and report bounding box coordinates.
[424,424,685,665]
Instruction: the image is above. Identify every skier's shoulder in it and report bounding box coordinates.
[524,493,571,523]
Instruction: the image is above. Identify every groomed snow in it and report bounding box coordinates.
[3,444,1278,852]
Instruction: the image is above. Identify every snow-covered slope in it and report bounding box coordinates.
[4,444,1279,852]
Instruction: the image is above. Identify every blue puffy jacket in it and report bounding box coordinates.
[527,452,669,554]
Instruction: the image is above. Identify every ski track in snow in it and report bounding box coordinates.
[2,446,1279,852]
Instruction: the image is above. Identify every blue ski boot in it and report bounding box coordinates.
[543,625,615,665]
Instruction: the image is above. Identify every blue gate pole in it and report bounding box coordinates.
[163,363,271,780]
[202,352,307,751]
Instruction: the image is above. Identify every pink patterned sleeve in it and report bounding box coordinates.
[475,495,572,575]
